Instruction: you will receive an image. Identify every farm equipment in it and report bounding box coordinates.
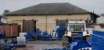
[63,21,92,50]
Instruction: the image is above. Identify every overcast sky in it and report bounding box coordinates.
[0,0,104,15]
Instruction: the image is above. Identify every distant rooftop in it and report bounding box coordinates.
[5,3,91,16]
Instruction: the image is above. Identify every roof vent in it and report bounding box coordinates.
[3,10,10,15]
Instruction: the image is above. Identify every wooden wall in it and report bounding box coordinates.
[6,14,90,33]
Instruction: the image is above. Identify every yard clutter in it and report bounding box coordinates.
[26,30,41,41]
[40,31,52,41]
[16,32,26,47]
[17,37,26,47]
[0,38,17,50]
[26,31,52,41]
[25,27,66,41]
[0,23,20,50]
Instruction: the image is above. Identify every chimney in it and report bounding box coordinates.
[3,10,10,15]
[101,14,104,16]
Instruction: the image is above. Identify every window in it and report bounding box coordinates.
[56,20,68,26]
[68,23,85,32]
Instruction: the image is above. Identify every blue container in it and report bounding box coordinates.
[56,26,66,39]
[26,33,33,41]
[40,31,52,41]
[26,29,42,41]
[0,32,5,39]
[92,31,104,50]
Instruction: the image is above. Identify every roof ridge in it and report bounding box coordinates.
[39,2,69,4]
[5,3,91,16]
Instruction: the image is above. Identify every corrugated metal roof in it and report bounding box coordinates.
[5,3,90,16]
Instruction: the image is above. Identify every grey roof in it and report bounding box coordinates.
[5,3,90,16]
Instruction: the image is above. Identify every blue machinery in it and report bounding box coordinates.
[62,21,92,50]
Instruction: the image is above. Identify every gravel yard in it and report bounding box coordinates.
[16,41,63,50]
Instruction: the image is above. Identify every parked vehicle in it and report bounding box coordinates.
[63,21,92,50]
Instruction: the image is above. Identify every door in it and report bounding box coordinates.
[56,20,68,39]
[22,20,36,32]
